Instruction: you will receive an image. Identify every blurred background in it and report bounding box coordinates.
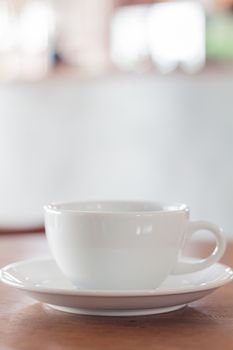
[0,0,232,237]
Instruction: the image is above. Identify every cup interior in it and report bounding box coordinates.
[45,201,187,214]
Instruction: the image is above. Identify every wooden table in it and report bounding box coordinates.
[0,234,233,350]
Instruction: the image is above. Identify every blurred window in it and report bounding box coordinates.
[147,2,205,73]
[0,0,54,81]
[19,1,54,55]
[111,4,149,71]
[111,1,205,73]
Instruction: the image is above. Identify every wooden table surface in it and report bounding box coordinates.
[0,234,233,350]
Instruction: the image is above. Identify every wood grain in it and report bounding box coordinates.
[0,234,233,350]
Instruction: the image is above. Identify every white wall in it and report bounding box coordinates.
[0,73,232,236]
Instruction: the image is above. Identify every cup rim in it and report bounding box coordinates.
[44,200,189,215]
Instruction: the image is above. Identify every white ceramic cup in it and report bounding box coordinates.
[44,201,226,290]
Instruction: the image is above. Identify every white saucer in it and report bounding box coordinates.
[1,258,232,316]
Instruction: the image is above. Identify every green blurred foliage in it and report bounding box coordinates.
[206,13,233,60]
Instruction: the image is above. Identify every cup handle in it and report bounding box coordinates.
[172,221,226,274]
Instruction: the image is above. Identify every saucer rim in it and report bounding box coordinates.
[1,257,233,297]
